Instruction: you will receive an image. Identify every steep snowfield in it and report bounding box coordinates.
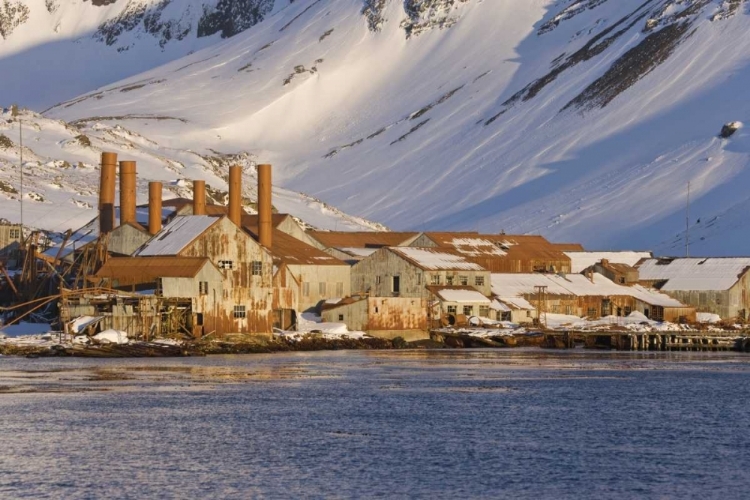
[8,0,750,255]
[0,108,385,232]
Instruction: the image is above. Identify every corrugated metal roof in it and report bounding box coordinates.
[158,198,229,216]
[43,206,177,260]
[637,258,750,291]
[553,243,586,251]
[135,215,220,256]
[244,227,347,266]
[565,251,652,273]
[389,247,485,271]
[308,231,419,248]
[491,272,684,307]
[423,233,571,264]
[94,256,212,286]
[427,286,490,303]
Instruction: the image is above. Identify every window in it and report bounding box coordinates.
[338,314,344,321]
[336,282,344,297]
[475,276,485,286]
[447,305,457,314]
[526,311,532,317]
[319,282,326,295]
[463,305,473,316]
[376,276,381,285]
[446,275,454,285]
[459,276,468,286]
[479,306,490,318]
[624,306,632,316]
[565,305,572,315]
[219,260,234,270]
[9,229,19,239]
[430,274,441,285]
[587,307,596,318]
[619,277,625,284]
[251,261,262,276]
[233,305,246,318]
[392,276,400,294]
[196,313,203,326]
[417,274,422,285]
[552,305,560,313]
[302,282,310,297]
[199,281,208,295]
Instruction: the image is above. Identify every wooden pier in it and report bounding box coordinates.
[542,331,750,352]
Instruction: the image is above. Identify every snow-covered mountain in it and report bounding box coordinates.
[4,0,750,255]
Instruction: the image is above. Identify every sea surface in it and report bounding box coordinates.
[0,349,749,499]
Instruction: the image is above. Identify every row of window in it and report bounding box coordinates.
[446,305,491,317]
[301,282,345,297]
[217,260,264,276]
[8,229,20,239]
[373,274,485,289]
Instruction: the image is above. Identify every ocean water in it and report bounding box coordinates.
[0,349,748,499]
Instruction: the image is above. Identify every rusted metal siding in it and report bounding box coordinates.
[367,297,427,331]
[291,264,350,312]
[178,217,274,335]
[352,248,491,299]
[322,300,369,331]
[108,224,151,256]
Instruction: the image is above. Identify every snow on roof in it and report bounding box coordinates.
[390,247,485,271]
[335,247,378,257]
[491,272,684,307]
[490,299,511,312]
[564,251,652,273]
[497,297,536,310]
[637,258,750,291]
[442,237,508,257]
[136,215,219,256]
[43,206,178,260]
[433,288,491,304]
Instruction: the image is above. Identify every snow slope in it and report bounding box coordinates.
[7,0,750,255]
[0,108,385,232]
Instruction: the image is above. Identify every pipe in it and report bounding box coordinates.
[148,181,162,235]
[228,165,242,226]
[257,163,272,249]
[99,152,117,234]
[119,161,137,226]
[193,180,206,215]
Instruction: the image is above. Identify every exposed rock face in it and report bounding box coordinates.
[362,0,388,31]
[0,0,29,39]
[197,0,275,38]
[400,0,469,37]
[94,0,195,48]
[720,121,743,138]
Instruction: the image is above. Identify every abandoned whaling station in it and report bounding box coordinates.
[1,152,750,354]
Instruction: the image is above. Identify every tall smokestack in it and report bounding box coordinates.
[228,166,242,226]
[148,181,162,235]
[119,161,137,226]
[99,152,117,234]
[193,180,206,215]
[258,164,272,249]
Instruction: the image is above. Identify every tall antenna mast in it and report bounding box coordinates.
[19,117,23,239]
[685,181,690,257]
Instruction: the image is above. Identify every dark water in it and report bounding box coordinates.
[1,349,749,499]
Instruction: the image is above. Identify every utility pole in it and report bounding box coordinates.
[685,181,690,258]
[19,117,23,240]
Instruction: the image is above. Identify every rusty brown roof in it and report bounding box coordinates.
[243,227,347,266]
[421,233,571,264]
[307,231,419,249]
[93,256,213,286]
[552,243,586,251]
[158,198,231,216]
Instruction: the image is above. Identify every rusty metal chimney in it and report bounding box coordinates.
[193,180,206,216]
[258,163,272,249]
[119,161,137,226]
[99,152,117,234]
[228,166,242,226]
[148,181,162,235]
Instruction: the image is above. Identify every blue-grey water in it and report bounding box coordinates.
[1,349,749,499]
